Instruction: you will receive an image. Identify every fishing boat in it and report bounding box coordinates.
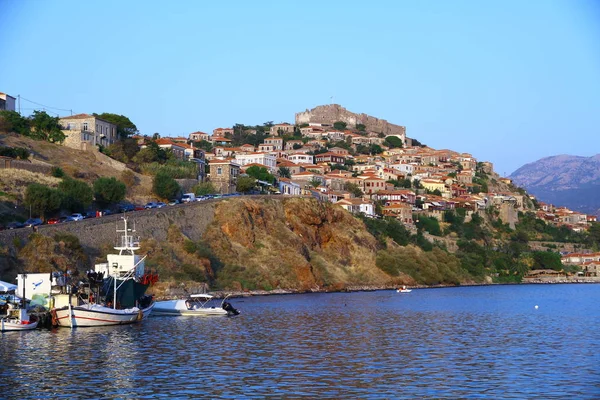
[51,218,156,328]
[153,294,240,317]
[1,299,39,332]
[1,286,39,332]
[397,285,412,293]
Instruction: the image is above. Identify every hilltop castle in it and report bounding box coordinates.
[295,104,406,143]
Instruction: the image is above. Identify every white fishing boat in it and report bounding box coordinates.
[1,303,39,332]
[153,294,240,317]
[1,287,38,332]
[52,218,157,328]
[397,286,412,293]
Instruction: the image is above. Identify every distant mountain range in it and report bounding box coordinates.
[510,154,600,217]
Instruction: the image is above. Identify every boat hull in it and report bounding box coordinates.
[54,302,154,327]
[0,318,39,332]
[397,289,412,293]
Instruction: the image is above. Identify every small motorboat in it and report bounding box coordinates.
[397,286,412,293]
[1,303,38,332]
[153,294,240,317]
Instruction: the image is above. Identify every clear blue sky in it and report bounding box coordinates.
[1,0,598,175]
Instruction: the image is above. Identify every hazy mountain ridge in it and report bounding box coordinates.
[510,154,600,216]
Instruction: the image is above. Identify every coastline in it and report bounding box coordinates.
[209,278,600,299]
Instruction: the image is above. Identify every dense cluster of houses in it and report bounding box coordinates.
[53,113,597,235]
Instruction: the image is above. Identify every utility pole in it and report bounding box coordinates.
[18,95,21,114]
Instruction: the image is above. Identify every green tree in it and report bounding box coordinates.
[246,165,275,184]
[24,183,62,219]
[0,111,30,135]
[236,176,256,193]
[356,123,366,132]
[278,167,291,179]
[29,111,65,143]
[152,171,180,199]
[93,177,127,205]
[95,113,138,138]
[59,178,93,211]
[193,182,217,195]
[333,121,347,130]
[384,136,403,148]
[105,138,140,163]
[344,182,364,197]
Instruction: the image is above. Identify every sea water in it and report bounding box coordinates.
[1,284,599,399]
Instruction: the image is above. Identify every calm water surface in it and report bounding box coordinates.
[1,284,599,399]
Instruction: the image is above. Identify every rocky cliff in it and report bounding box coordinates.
[1,197,475,293]
[510,154,600,217]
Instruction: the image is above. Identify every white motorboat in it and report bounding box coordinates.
[1,304,39,332]
[52,218,157,328]
[397,286,412,293]
[153,294,240,317]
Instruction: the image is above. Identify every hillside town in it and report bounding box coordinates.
[53,103,596,231]
[1,95,598,278]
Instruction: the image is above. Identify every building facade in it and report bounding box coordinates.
[59,114,117,150]
[209,159,240,194]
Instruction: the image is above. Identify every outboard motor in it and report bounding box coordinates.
[222,301,240,316]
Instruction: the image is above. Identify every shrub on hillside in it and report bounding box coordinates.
[51,166,65,178]
[93,177,126,205]
[153,170,180,199]
[24,183,62,219]
[59,178,93,212]
[0,146,30,159]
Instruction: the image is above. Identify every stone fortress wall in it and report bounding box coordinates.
[295,104,406,142]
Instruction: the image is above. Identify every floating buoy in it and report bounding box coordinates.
[534,305,539,309]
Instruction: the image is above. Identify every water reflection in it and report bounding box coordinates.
[1,285,599,398]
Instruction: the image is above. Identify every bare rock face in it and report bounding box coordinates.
[203,197,389,291]
[510,154,600,217]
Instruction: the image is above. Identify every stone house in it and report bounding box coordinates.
[263,137,284,151]
[285,140,303,150]
[382,202,413,224]
[209,158,240,194]
[213,127,234,137]
[269,123,294,136]
[59,113,117,150]
[189,131,210,142]
[153,138,186,160]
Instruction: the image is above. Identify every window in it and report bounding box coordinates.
[83,122,88,131]
[217,167,222,175]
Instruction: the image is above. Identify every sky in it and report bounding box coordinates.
[1,0,599,175]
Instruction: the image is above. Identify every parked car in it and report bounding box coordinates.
[134,204,145,211]
[181,193,196,203]
[101,209,113,216]
[144,202,158,209]
[24,218,43,227]
[156,202,166,208]
[83,211,97,219]
[70,213,84,221]
[47,217,62,225]
[7,221,24,229]
[168,199,181,206]
[118,202,135,213]
[58,216,69,223]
